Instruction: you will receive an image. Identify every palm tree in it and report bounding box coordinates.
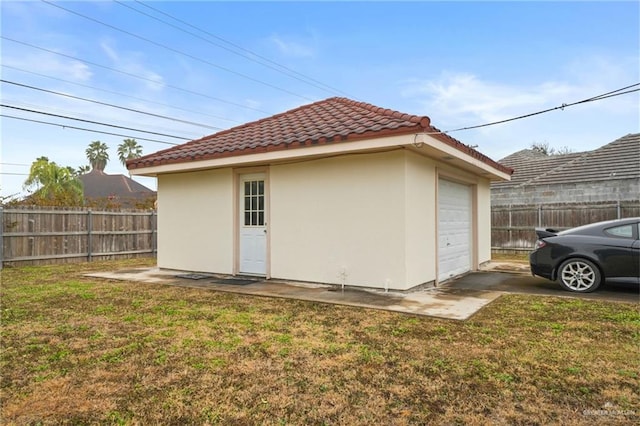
[117,138,143,171]
[23,157,83,206]
[86,140,109,171]
[77,165,91,175]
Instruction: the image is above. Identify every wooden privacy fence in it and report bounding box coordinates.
[492,200,640,253]
[0,207,156,268]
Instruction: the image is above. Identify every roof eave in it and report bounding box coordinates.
[130,131,511,181]
[411,133,512,181]
[130,131,418,176]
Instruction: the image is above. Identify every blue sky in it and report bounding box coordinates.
[1,1,638,198]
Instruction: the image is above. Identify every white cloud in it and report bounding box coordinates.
[269,34,315,58]
[396,54,639,162]
[4,52,93,82]
[561,54,640,114]
[401,72,579,126]
[244,99,263,110]
[100,40,120,63]
[401,55,639,133]
[99,39,165,91]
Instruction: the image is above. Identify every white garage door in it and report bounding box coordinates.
[438,178,472,282]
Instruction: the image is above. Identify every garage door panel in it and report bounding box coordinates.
[438,179,472,282]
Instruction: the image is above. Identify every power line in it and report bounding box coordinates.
[1,36,273,115]
[133,0,350,96]
[1,79,223,131]
[2,64,242,124]
[4,37,635,149]
[42,0,317,102]
[117,0,353,98]
[583,84,640,101]
[0,172,29,176]
[4,97,204,138]
[0,114,180,145]
[5,82,634,150]
[1,104,192,140]
[443,83,640,133]
[0,163,30,167]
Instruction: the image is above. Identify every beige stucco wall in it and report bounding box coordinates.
[404,152,438,287]
[157,169,233,273]
[269,150,408,288]
[476,178,492,264]
[154,147,494,290]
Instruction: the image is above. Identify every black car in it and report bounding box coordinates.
[529,217,640,292]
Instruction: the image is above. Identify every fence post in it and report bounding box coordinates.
[617,200,621,219]
[537,205,542,227]
[151,210,157,255]
[508,205,512,249]
[0,207,3,271]
[87,210,93,262]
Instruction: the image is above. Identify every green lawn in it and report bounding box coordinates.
[1,259,638,425]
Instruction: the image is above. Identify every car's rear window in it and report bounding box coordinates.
[604,224,634,238]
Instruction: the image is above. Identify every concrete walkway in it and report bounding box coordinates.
[87,267,504,321]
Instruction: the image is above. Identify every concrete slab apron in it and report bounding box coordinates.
[86,268,503,321]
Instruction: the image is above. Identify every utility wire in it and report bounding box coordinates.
[4,81,635,146]
[1,37,273,115]
[2,64,242,124]
[0,114,179,145]
[118,0,353,98]
[0,163,30,167]
[1,79,223,131]
[1,104,191,140]
[582,84,640,101]
[443,84,640,133]
[133,0,350,96]
[0,172,29,176]
[42,0,317,102]
[4,97,203,138]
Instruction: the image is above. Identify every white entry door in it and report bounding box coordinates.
[239,174,267,275]
[438,178,472,282]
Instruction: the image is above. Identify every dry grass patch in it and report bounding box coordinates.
[1,259,638,424]
[492,252,529,263]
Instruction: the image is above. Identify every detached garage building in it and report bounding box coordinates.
[128,97,512,290]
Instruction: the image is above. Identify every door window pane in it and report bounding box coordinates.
[243,179,265,227]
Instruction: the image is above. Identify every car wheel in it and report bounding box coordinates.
[557,258,602,293]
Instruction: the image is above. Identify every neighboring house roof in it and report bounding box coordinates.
[79,169,155,200]
[128,97,512,176]
[532,133,640,185]
[492,133,640,189]
[492,150,585,189]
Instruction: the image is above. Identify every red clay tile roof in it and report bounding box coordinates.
[128,97,512,175]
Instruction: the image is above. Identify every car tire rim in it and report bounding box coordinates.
[561,261,596,291]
